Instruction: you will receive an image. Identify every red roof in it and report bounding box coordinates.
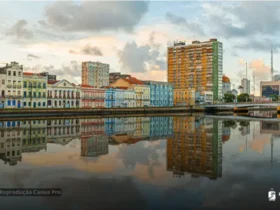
[23,72,35,75]
[48,80,60,85]
[123,76,144,85]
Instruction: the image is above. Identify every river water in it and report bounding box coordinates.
[0,113,279,210]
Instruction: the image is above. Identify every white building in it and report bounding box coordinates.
[47,80,81,108]
[82,61,109,88]
[222,75,231,96]
[0,62,23,108]
[241,78,250,95]
[123,89,136,107]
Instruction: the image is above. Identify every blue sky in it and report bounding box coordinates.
[0,1,278,95]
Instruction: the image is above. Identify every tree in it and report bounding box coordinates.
[223,93,236,103]
[237,93,252,102]
[239,121,249,127]
[223,120,237,128]
[269,94,279,101]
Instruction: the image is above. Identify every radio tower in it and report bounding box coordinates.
[271,47,274,81]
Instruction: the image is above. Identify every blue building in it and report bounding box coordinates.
[105,88,126,108]
[143,81,173,107]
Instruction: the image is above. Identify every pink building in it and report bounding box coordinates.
[80,85,105,108]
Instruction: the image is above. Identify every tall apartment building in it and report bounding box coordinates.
[168,39,223,101]
[82,61,109,88]
[241,78,250,95]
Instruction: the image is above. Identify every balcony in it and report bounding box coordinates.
[12,85,17,89]
[7,84,11,88]
[17,85,22,88]
[48,95,53,98]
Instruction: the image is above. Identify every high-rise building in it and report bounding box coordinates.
[82,61,109,88]
[167,39,223,101]
[241,78,250,95]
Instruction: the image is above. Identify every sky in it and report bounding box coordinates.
[0,0,278,96]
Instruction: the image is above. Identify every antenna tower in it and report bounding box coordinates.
[271,47,274,81]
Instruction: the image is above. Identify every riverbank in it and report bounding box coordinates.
[0,106,277,118]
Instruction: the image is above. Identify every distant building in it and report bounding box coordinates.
[241,78,250,95]
[80,85,105,108]
[222,75,231,96]
[231,89,238,97]
[109,72,131,84]
[260,81,280,97]
[105,87,136,108]
[143,81,173,107]
[39,72,57,81]
[82,61,109,88]
[110,76,150,107]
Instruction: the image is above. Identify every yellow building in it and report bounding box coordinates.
[174,89,195,106]
[110,76,150,107]
[168,39,223,101]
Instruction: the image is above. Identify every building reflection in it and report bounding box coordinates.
[80,118,108,157]
[166,116,223,179]
[0,116,224,171]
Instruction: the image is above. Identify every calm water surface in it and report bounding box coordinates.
[0,113,280,210]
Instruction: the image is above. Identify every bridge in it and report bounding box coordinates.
[205,103,280,108]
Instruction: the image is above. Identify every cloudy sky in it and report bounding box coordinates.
[0,1,278,95]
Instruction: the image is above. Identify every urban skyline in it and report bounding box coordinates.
[0,1,278,97]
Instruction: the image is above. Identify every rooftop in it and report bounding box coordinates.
[123,76,144,85]
[222,75,230,83]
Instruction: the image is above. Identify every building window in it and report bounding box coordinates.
[2,80,4,85]
[38,102,41,107]
[64,83,66,86]
[28,102,31,106]
[24,81,27,88]
[43,83,46,88]
[13,71,16,76]
[38,92,41,98]
[23,91,26,97]
[23,102,26,106]
[8,71,11,76]
[43,102,46,107]
[18,72,21,77]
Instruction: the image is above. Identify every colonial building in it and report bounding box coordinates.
[82,61,109,88]
[80,85,105,108]
[47,79,81,108]
[0,62,23,108]
[143,81,173,107]
[22,72,48,108]
[105,87,126,108]
[110,76,150,107]
[174,89,195,106]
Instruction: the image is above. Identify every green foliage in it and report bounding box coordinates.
[269,94,279,101]
[223,120,236,128]
[239,121,249,127]
[237,93,252,102]
[223,93,236,103]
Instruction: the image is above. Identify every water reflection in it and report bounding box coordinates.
[0,115,280,209]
